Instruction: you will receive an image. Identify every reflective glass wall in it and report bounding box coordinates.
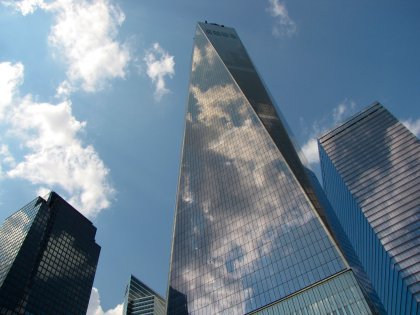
[167,23,372,315]
[0,197,48,311]
[319,103,420,315]
[123,275,166,315]
[0,192,100,315]
[251,271,371,315]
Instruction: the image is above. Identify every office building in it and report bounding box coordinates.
[0,191,100,315]
[318,103,420,315]
[123,275,165,315]
[166,22,375,315]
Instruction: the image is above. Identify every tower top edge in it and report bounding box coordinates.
[318,101,383,143]
[198,21,235,31]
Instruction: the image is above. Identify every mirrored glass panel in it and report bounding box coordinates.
[168,24,347,315]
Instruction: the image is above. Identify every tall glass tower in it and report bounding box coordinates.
[0,192,100,315]
[318,103,420,315]
[167,22,374,315]
[123,275,166,315]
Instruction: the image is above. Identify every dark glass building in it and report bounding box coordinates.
[318,103,420,315]
[123,275,165,315]
[167,22,375,315]
[0,191,100,315]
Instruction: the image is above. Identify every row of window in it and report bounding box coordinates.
[320,146,419,314]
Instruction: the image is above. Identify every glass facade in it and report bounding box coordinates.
[318,103,420,315]
[0,192,100,315]
[306,168,387,315]
[251,271,371,315]
[167,22,373,315]
[123,275,166,315]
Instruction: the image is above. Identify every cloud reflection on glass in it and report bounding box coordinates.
[167,24,346,314]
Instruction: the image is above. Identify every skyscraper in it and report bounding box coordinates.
[318,102,420,315]
[167,22,374,315]
[0,191,100,315]
[123,275,166,315]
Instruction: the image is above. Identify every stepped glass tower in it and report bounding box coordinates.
[318,103,420,315]
[123,275,166,315]
[167,22,375,315]
[0,192,100,315]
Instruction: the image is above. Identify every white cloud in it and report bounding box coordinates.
[402,118,420,137]
[6,0,177,100]
[266,0,297,37]
[87,288,123,315]
[36,186,51,197]
[300,138,319,165]
[144,43,175,101]
[0,61,114,218]
[55,79,73,98]
[7,99,114,217]
[333,99,356,124]
[0,62,24,119]
[0,145,15,166]
[0,144,16,177]
[3,0,45,15]
[299,99,358,168]
[9,0,131,94]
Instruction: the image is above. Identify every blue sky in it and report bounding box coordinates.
[0,0,419,313]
